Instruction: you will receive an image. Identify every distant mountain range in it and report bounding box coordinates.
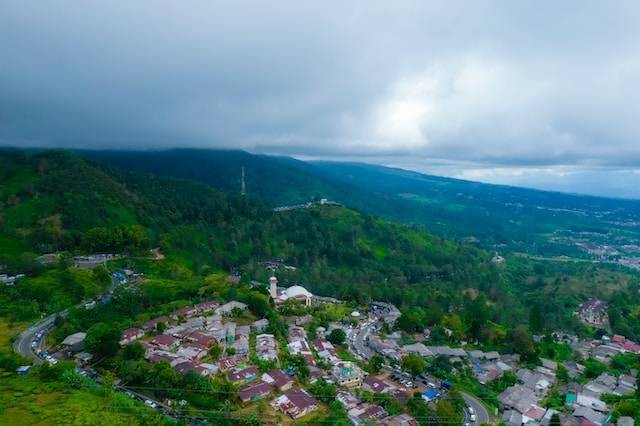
[80,149,640,257]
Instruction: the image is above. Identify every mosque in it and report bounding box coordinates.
[269,276,312,307]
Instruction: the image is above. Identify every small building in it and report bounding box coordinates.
[120,328,145,346]
[216,301,248,316]
[239,380,273,402]
[62,332,87,353]
[363,376,394,394]
[151,334,179,351]
[251,318,269,332]
[271,389,319,419]
[331,361,364,388]
[262,370,294,392]
[228,366,259,383]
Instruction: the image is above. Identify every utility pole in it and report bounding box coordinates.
[241,167,246,196]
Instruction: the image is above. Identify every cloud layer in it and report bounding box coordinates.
[2,1,640,195]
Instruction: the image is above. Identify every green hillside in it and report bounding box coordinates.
[81,149,640,258]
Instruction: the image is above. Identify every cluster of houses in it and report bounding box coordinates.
[73,253,120,269]
[333,376,417,425]
[576,298,609,326]
[0,273,25,286]
[499,360,558,425]
[498,339,639,426]
[119,299,273,378]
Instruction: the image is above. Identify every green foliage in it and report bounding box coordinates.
[85,322,122,358]
[308,379,337,404]
[327,328,346,345]
[583,358,608,378]
[122,342,145,360]
[401,354,426,377]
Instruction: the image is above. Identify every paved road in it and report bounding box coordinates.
[13,310,68,363]
[352,320,375,359]
[461,391,491,425]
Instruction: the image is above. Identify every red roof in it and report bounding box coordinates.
[121,327,144,340]
[152,334,179,347]
[612,334,626,344]
[265,370,294,389]
[175,361,197,374]
[189,331,216,347]
[284,388,318,411]
[363,376,392,393]
[228,366,259,382]
[239,380,273,401]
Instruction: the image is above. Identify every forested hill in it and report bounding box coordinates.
[0,150,498,311]
[82,148,640,256]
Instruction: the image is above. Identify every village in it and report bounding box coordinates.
[17,267,631,426]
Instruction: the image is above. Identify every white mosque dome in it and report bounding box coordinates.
[283,285,312,299]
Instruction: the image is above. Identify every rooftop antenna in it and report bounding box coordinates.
[241,166,246,196]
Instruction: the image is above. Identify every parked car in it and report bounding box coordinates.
[145,400,158,409]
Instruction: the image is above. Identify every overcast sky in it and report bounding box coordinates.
[3,1,640,198]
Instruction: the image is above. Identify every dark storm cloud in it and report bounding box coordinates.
[3,0,640,193]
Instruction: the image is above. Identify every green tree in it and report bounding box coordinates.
[366,355,385,375]
[122,342,145,360]
[401,354,426,377]
[328,328,346,345]
[85,322,121,358]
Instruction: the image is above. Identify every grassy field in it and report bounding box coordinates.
[0,318,28,354]
[0,374,165,425]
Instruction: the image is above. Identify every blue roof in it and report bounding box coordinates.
[423,389,438,399]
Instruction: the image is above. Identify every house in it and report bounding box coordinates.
[62,332,87,353]
[120,328,145,346]
[522,405,546,423]
[176,343,207,361]
[174,361,199,375]
[198,363,219,376]
[256,334,278,361]
[151,334,179,351]
[228,366,259,383]
[331,361,364,388]
[313,339,338,362]
[194,300,219,313]
[251,318,269,332]
[502,410,523,426]
[262,370,294,391]
[171,305,198,320]
[216,301,248,316]
[287,326,307,343]
[348,404,388,425]
[573,406,605,425]
[498,384,540,414]
[576,299,608,325]
[188,331,216,348]
[362,376,394,393]
[143,316,170,331]
[401,343,432,357]
[231,335,249,355]
[271,389,319,419]
[239,380,273,402]
[218,354,247,371]
[336,391,361,410]
[147,351,181,366]
[422,389,439,402]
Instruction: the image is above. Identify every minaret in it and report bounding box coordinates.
[241,167,246,196]
[269,276,278,300]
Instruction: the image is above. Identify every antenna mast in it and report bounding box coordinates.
[241,167,246,196]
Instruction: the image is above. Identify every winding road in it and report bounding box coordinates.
[461,391,492,425]
[13,309,68,363]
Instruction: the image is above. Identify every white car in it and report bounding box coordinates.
[469,414,476,422]
[145,400,158,409]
